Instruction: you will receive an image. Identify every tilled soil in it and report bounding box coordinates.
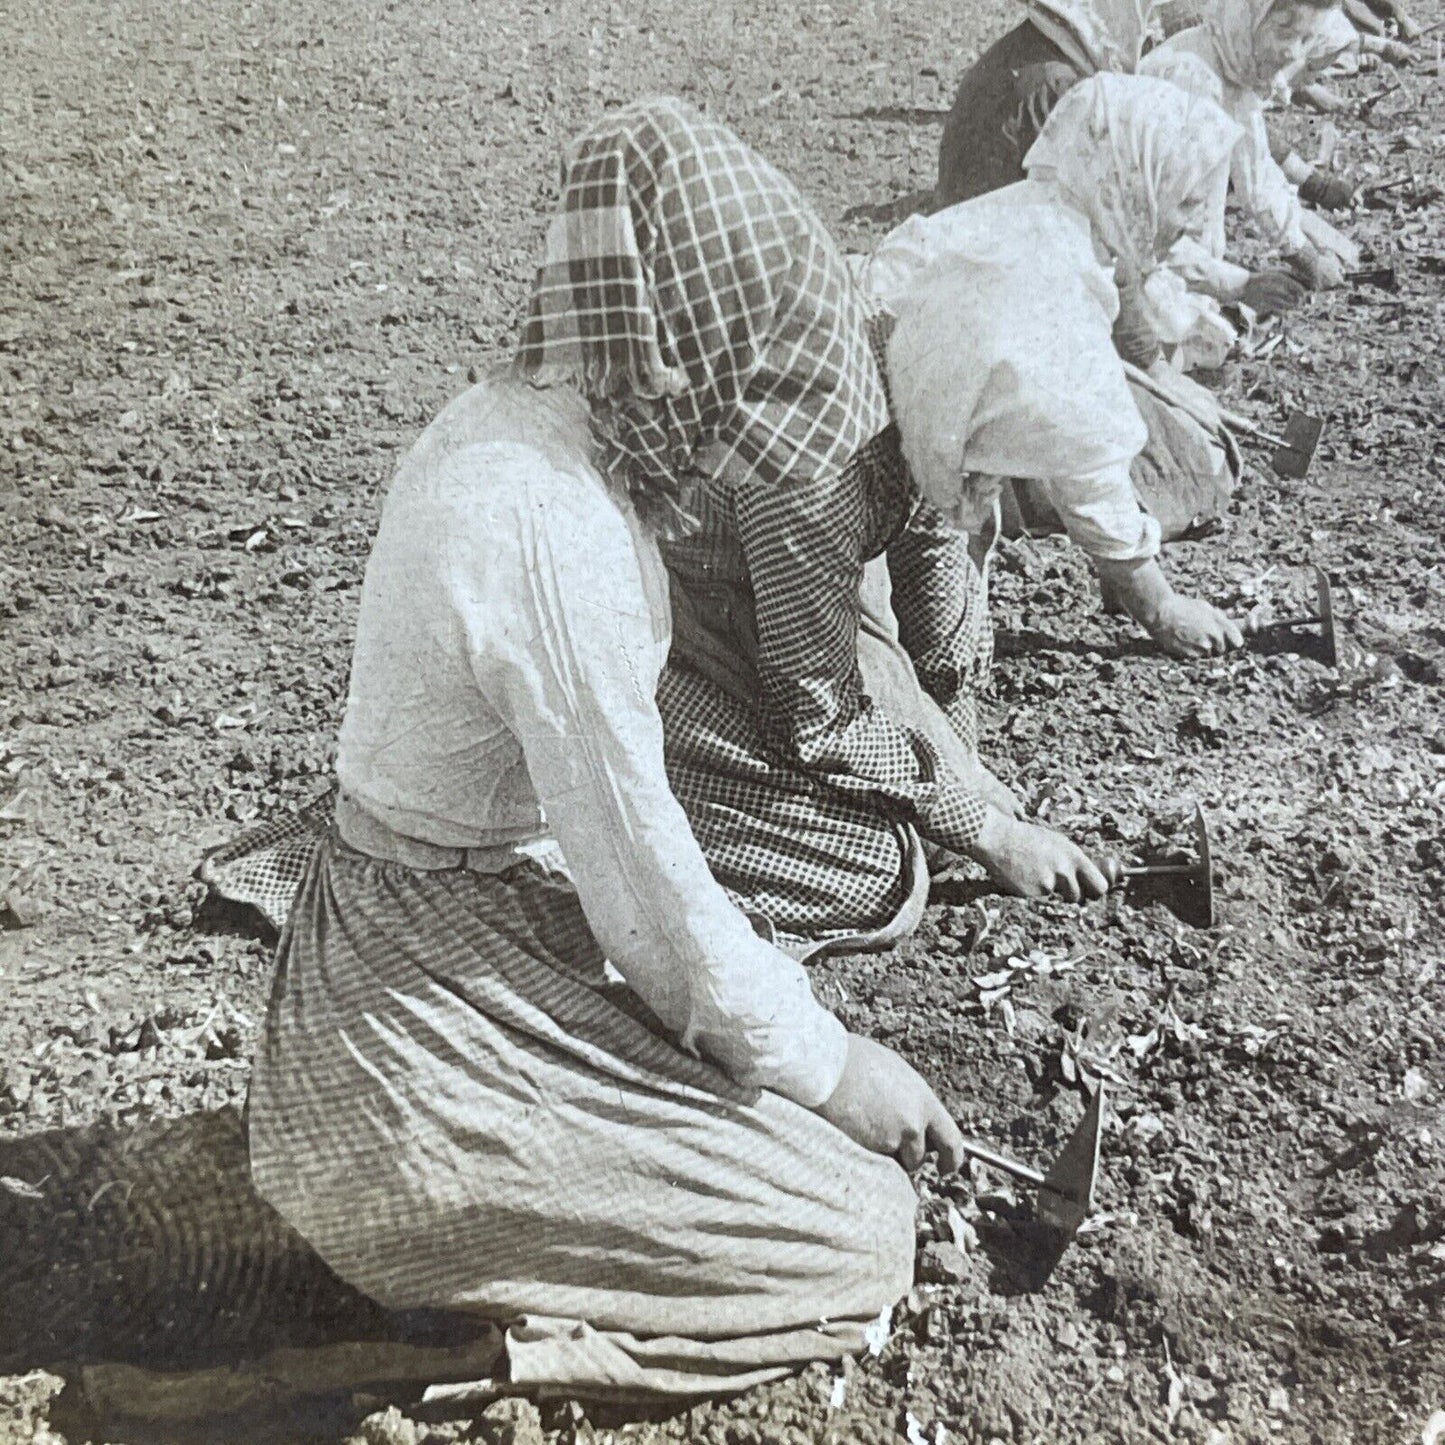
[2,0,1443,1440]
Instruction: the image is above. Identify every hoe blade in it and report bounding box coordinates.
[1037,1087,1105,1238]
[1313,565,1339,668]
[1270,410,1324,479]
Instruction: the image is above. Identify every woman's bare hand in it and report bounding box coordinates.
[818,1034,965,1173]
[1240,268,1307,317]
[1094,556,1244,659]
[972,809,1122,901]
[1147,592,1246,658]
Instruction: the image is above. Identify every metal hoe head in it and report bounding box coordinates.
[959,1088,1106,1244]
[1313,564,1339,668]
[1036,1086,1105,1237]
[1220,407,1323,478]
[1270,410,1325,479]
[1346,265,1399,292]
[1250,563,1339,668]
[1122,805,1216,928]
[1190,803,1216,930]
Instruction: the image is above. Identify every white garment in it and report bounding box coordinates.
[1166,232,1251,301]
[336,371,848,1107]
[1301,5,1361,76]
[1142,29,1310,258]
[865,77,1243,548]
[1022,70,1241,281]
[859,184,1157,562]
[1025,0,1160,73]
[1024,68,1244,367]
[1142,258,1238,370]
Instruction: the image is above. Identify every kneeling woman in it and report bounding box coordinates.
[246,367,963,1396]
[1141,0,1356,294]
[863,74,1247,659]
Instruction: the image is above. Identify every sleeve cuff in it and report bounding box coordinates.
[1048,463,1162,563]
[751,1003,851,1109]
[916,768,991,856]
[1078,509,1162,563]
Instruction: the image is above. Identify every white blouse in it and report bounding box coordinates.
[1141,33,1309,263]
[860,188,1159,564]
[335,373,849,1108]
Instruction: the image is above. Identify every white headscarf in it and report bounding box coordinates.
[1025,0,1160,73]
[1023,71,1242,277]
[1204,0,1336,94]
[1300,4,1360,77]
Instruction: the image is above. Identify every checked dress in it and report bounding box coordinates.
[517,99,995,947]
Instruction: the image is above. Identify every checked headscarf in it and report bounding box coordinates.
[515,97,890,523]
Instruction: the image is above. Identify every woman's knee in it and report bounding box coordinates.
[831,1154,919,1312]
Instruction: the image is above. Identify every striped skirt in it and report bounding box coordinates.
[246,834,917,1399]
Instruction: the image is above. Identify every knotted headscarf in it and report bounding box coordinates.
[1205,0,1333,93]
[1023,72,1242,276]
[515,97,889,527]
[1298,2,1359,80]
[1024,0,1160,73]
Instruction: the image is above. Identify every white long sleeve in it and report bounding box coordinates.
[443,448,849,1108]
[1141,37,1308,258]
[1044,462,1163,562]
[1166,236,1251,302]
[1232,102,1308,254]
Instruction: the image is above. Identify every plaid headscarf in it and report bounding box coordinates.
[515,98,890,524]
